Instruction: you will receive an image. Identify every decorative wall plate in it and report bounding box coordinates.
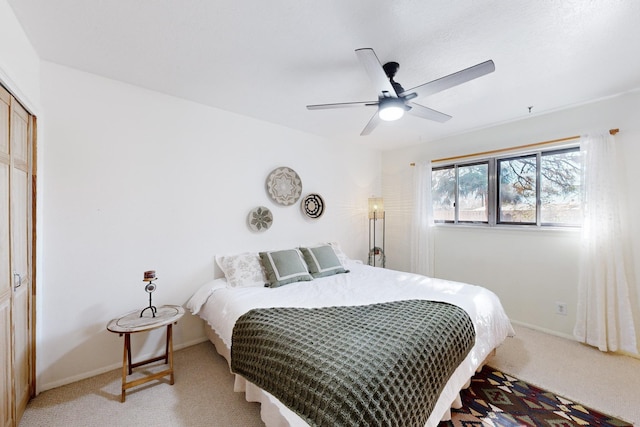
[266,167,302,206]
[301,193,324,219]
[248,206,273,232]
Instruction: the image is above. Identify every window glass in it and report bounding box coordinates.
[540,148,581,225]
[432,166,455,222]
[458,162,488,223]
[498,155,537,224]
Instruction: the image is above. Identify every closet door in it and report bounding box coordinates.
[0,85,12,427]
[10,97,33,422]
[0,85,34,427]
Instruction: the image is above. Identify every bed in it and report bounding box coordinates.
[186,244,514,427]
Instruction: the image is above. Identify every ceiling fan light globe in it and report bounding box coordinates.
[379,105,405,121]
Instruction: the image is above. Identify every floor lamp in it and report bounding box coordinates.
[368,197,385,267]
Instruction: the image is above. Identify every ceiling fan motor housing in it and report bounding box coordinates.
[383,62,405,94]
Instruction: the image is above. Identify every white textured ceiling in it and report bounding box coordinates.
[8,0,640,150]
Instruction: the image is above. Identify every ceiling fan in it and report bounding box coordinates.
[306,48,495,136]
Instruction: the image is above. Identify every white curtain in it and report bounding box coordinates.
[410,160,434,277]
[574,133,638,353]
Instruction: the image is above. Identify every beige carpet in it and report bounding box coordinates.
[19,324,640,426]
[489,324,640,425]
[20,342,263,426]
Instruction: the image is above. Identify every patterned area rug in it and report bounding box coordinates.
[438,366,632,427]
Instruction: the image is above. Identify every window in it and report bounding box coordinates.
[540,148,581,226]
[498,155,536,224]
[433,162,489,223]
[432,166,455,222]
[458,162,489,222]
[432,146,581,227]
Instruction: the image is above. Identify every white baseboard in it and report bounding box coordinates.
[37,336,210,393]
[509,320,640,360]
[509,319,575,341]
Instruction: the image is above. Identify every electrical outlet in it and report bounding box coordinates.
[555,302,568,316]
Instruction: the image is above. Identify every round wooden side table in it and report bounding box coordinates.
[106,304,185,402]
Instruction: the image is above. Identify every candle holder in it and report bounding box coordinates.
[140,270,158,318]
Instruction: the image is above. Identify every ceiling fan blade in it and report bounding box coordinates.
[307,101,378,110]
[400,60,495,98]
[406,102,452,123]
[355,48,397,97]
[360,111,382,136]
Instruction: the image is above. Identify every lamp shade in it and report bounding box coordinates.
[368,197,384,219]
[378,98,405,121]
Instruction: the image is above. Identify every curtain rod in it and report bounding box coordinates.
[409,128,620,166]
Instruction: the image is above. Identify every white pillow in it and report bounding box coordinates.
[327,242,350,267]
[185,278,228,315]
[215,252,266,287]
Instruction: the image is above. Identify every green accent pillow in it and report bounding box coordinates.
[300,245,349,278]
[259,249,313,288]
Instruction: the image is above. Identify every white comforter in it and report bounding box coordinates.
[193,261,514,427]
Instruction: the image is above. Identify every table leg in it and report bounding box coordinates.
[126,333,132,375]
[168,324,174,385]
[164,325,170,364]
[121,333,130,402]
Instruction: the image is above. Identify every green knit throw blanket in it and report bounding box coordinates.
[231,299,475,427]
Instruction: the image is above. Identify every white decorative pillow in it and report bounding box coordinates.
[299,245,348,278]
[215,252,266,287]
[327,242,350,267]
[259,249,313,288]
[185,278,228,315]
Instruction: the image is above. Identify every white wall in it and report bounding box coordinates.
[38,61,381,390]
[0,0,40,112]
[383,90,640,343]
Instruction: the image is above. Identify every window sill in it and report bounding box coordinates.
[433,222,581,234]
